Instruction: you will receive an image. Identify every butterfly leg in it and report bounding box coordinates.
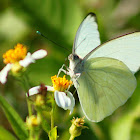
[71,73,81,88]
[57,64,69,77]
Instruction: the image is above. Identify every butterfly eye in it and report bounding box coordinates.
[73,55,79,60]
[68,54,79,60]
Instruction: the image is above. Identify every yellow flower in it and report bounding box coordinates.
[0,43,47,84]
[51,75,72,91]
[3,43,27,64]
[28,75,75,114]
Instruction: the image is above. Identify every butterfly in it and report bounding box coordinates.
[59,12,140,122]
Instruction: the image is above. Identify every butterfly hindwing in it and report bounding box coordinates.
[75,57,136,122]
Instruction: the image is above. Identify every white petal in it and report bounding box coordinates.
[55,91,71,109]
[54,91,75,114]
[31,49,47,60]
[27,85,54,96]
[19,52,35,67]
[67,91,75,114]
[47,86,54,91]
[28,86,40,96]
[0,64,12,84]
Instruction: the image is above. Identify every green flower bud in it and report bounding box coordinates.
[35,95,45,106]
[26,115,41,129]
[69,117,88,139]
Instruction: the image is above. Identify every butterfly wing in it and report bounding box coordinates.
[73,13,100,58]
[75,57,136,122]
[85,32,140,73]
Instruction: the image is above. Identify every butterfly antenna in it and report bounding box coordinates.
[36,31,70,52]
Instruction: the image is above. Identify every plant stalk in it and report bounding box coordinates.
[69,135,75,140]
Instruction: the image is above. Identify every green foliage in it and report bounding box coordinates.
[0,95,28,140]
[41,116,51,134]
[0,126,17,140]
[13,0,82,48]
[110,79,140,140]
[49,126,58,140]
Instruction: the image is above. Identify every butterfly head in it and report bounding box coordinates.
[68,54,79,61]
[68,54,83,76]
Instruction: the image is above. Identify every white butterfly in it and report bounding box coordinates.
[58,13,140,122]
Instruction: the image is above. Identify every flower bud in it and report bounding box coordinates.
[35,95,45,106]
[26,115,41,129]
[69,117,88,139]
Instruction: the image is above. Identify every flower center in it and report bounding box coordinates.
[72,117,85,127]
[3,43,27,64]
[51,75,72,92]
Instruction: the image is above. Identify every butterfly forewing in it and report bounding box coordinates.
[75,57,136,122]
[85,32,140,73]
[73,13,100,59]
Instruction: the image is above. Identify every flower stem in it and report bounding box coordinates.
[29,128,34,140]
[27,98,32,116]
[51,98,55,130]
[22,74,32,116]
[51,108,54,129]
[35,129,41,140]
[69,135,75,140]
[20,74,34,139]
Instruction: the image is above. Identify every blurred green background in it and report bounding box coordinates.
[0,0,140,140]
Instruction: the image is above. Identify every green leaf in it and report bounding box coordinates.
[41,117,51,134]
[0,95,28,139]
[0,126,17,140]
[49,126,58,140]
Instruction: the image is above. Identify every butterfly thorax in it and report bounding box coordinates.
[68,54,84,78]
